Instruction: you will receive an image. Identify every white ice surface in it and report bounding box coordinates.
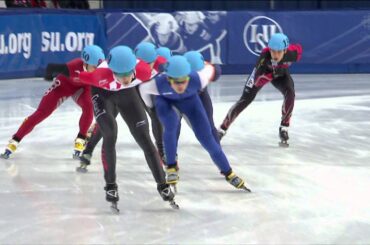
[0,75,370,244]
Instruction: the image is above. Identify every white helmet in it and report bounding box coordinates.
[151,13,179,35]
[181,12,205,24]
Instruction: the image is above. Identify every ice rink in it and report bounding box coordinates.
[1,74,370,244]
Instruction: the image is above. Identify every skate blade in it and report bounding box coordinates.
[110,202,120,213]
[170,184,178,194]
[169,200,180,209]
[279,141,289,148]
[0,153,9,159]
[73,154,81,160]
[242,186,252,192]
[76,166,88,173]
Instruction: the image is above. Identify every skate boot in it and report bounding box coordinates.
[166,165,179,193]
[76,153,91,173]
[1,139,19,159]
[217,128,227,140]
[73,137,86,160]
[157,183,179,209]
[279,126,289,148]
[104,183,119,213]
[225,171,251,192]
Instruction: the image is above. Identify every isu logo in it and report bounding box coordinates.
[243,16,283,56]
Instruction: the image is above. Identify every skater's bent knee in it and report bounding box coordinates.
[101,130,117,142]
[286,89,295,97]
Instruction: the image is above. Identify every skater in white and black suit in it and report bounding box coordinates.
[78,46,178,212]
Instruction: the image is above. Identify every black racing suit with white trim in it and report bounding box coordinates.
[80,62,166,186]
[220,44,302,131]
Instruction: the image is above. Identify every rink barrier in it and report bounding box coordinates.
[0,9,369,78]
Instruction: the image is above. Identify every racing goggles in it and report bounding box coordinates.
[114,70,134,78]
[168,76,189,84]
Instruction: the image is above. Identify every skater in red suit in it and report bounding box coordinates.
[0,45,105,159]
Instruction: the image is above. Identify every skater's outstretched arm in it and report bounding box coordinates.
[44,63,69,81]
[197,63,221,89]
[139,79,160,108]
[282,44,303,62]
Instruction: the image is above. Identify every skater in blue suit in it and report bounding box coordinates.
[139,55,251,192]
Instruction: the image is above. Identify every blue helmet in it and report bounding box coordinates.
[107,46,137,73]
[156,47,172,60]
[165,55,191,78]
[268,33,289,51]
[184,51,205,72]
[81,45,105,66]
[134,42,157,63]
